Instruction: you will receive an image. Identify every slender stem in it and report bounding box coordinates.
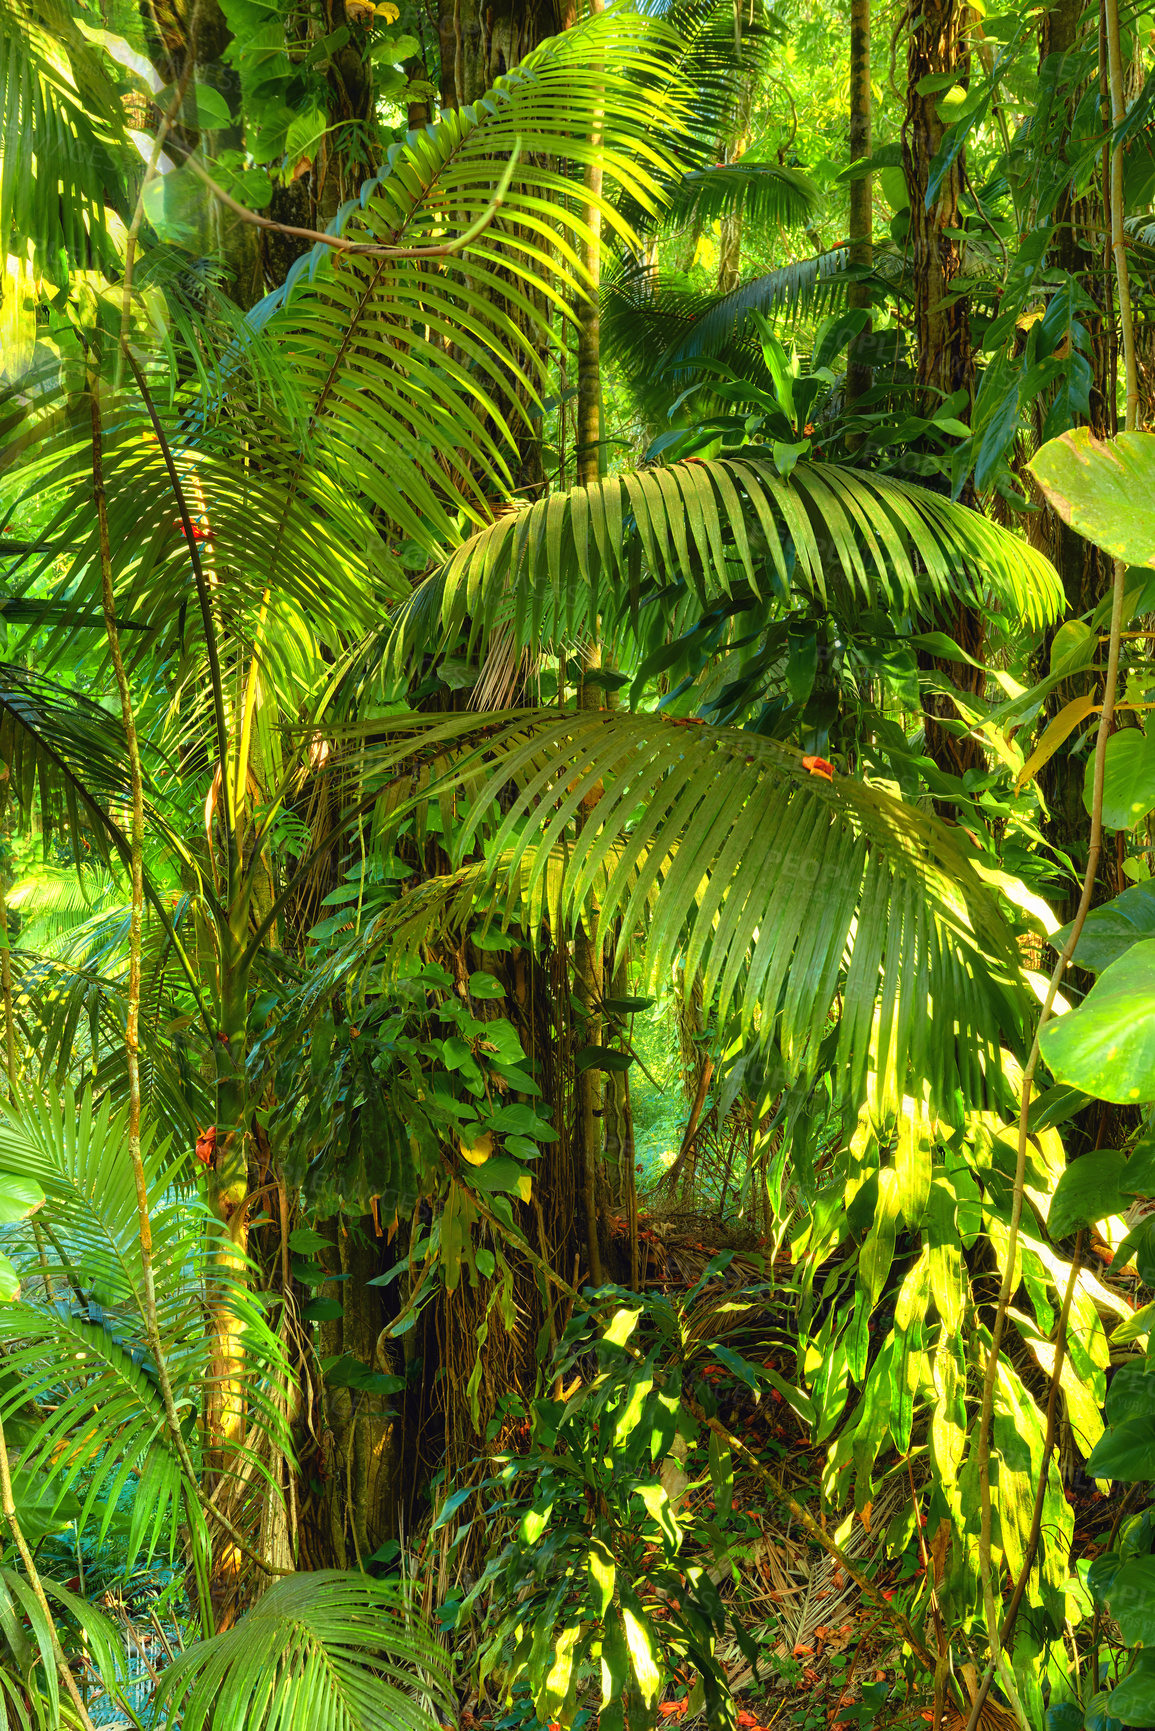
[997,1234,1083,1647]
[0,1406,96,1730]
[120,350,235,881]
[169,141,521,261]
[845,0,872,411]
[574,40,605,1276]
[0,877,14,1094]
[1106,0,1139,435]
[90,381,285,1591]
[966,0,1138,1718]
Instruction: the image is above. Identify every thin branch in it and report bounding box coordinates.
[169,141,521,260]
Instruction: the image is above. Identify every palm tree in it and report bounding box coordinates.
[0,0,1065,1626]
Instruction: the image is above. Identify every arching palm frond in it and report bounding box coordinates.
[10,922,210,1143]
[663,160,818,232]
[662,249,882,361]
[335,708,1027,1120]
[0,665,138,864]
[255,8,685,552]
[0,0,126,280]
[625,0,782,201]
[6,864,119,950]
[6,8,687,709]
[0,1568,128,1730]
[601,252,897,416]
[153,1572,454,1731]
[387,455,1063,675]
[0,1086,290,1567]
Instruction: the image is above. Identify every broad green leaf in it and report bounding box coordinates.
[538,1621,580,1721]
[1049,619,1097,678]
[927,1176,965,1332]
[0,1256,18,1302]
[1031,428,1155,569]
[432,1484,476,1531]
[620,1594,661,1706]
[0,1173,43,1224]
[520,1501,553,1543]
[613,1367,655,1447]
[1048,1150,1131,1238]
[466,1155,531,1198]
[1083,730,1155,831]
[587,1538,615,1617]
[630,1481,681,1548]
[1041,940,1155,1103]
[1086,1417,1155,1481]
[1108,1558,1155,1646]
[604,1308,641,1348]
[1114,1302,1155,1344]
[859,1166,900,1305]
[287,1227,332,1255]
[1054,881,1155,973]
[1097,1652,1155,1725]
[1106,1363,1155,1426]
[601,1607,630,1707]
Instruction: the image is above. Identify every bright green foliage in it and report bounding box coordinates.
[1042,943,1155,1104]
[153,1571,454,1731]
[1030,430,1155,573]
[0,0,126,279]
[0,1086,291,1594]
[464,1267,782,1731]
[392,453,1063,671]
[332,704,1027,1119]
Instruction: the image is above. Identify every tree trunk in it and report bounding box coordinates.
[845,0,872,410]
[902,0,972,411]
[1031,0,1117,916]
[903,0,984,790]
[315,1217,403,1569]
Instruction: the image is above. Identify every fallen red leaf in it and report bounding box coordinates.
[658,1703,687,1721]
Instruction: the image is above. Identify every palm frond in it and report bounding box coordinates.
[6,864,120,950]
[658,250,867,363]
[0,665,138,866]
[0,1567,129,1730]
[252,8,685,551]
[0,1086,291,1564]
[387,455,1064,676]
[628,0,783,201]
[662,160,818,232]
[153,1572,454,1731]
[5,9,689,710]
[332,707,1027,1119]
[0,0,126,281]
